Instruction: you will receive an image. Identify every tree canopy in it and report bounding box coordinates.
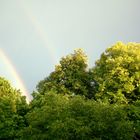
[92,42,140,103]
[36,49,95,98]
[0,77,28,139]
[22,93,134,140]
[1,42,140,139]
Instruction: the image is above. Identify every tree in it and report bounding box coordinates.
[22,93,134,140]
[21,44,140,139]
[36,49,95,98]
[0,77,28,139]
[127,100,140,140]
[92,42,140,103]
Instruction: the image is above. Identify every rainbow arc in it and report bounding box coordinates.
[0,48,31,102]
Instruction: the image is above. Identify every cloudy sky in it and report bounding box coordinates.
[0,0,140,99]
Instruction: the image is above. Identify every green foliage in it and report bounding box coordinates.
[22,93,134,140]
[126,100,140,139]
[92,42,140,103]
[0,77,28,139]
[36,49,96,98]
[2,42,140,139]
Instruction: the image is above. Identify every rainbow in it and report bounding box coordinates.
[18,0,58,64]
[0,1,59,103]
[0,48,31,102]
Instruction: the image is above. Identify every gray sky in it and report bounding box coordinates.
[0,0,140,98]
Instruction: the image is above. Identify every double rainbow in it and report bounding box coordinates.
[0,1,60,102]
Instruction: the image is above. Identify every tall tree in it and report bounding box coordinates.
[36,49,95,98]
[92,42,140,103]
[23,44,140,140]
[22,93,134,140]
[0,77,28,139]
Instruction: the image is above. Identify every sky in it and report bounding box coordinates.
[0,0,140,100]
